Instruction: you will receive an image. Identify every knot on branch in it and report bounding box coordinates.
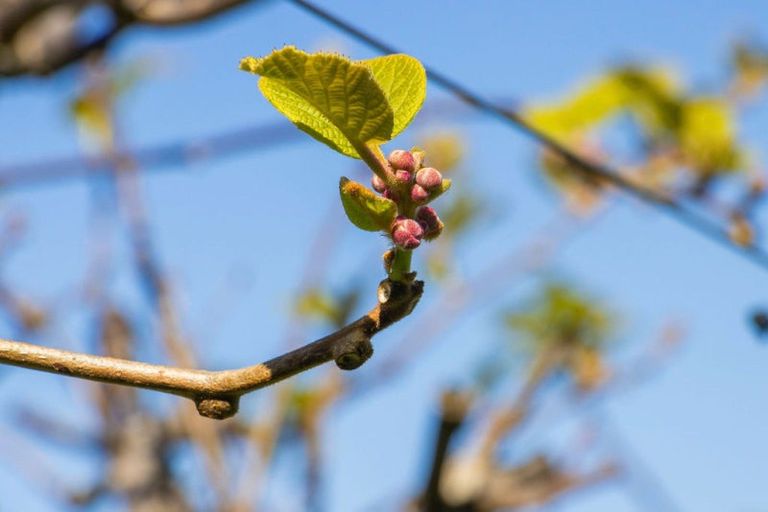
[194,395,239,420]
[333,333,373,370]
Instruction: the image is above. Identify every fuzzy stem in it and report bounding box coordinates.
[388,248,412,282]
[355,142,393,186]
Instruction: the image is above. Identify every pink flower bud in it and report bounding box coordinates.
[410,184,429,203]
[415,167,442,190]
[383,189,398,201]
[391,216,424,250]
[416,206,444,240]
[388,150,416,172]
[394,170,412,184]
[371,174,387,193]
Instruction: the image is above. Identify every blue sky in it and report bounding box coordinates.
[1,1,767,510]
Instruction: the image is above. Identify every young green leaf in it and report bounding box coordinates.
[525,67,680,141]
[240,46,394,158]
[339,177,397,231]
[363,54,426,138]
[678,97,742,173]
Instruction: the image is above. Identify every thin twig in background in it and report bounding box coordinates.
[0,98,483,189]
[422,390,471,511]
[589,410,684,512]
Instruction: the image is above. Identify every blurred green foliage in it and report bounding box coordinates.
[413,132,488,280]
[526,59,757,207]
[505,284,614,350]
[505,284,616,390]
[294,287,360,329]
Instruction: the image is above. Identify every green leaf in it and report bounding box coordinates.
[295,289,340,321]
[525,74,631,140]
[363,54,426,137]
[339,177,397,231]
[441,194,482,236]
[678,97,742,173]
[505,284,614,351]
[525,67,680,141]
[419,132,465,172]
[240,46,394,158]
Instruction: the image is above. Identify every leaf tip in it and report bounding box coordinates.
[239,56,259,73]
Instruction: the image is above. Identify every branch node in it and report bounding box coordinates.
[194,396,239,420]
[376,278,424,330]
[333,334,373,371]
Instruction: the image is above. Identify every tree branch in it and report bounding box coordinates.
[0,0,262,78]
[423,390,471,511]
[0,278,423,419]
[478,346,562,463]
[123,0,256,26]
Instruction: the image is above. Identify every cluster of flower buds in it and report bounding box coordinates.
[372,149,446,251]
